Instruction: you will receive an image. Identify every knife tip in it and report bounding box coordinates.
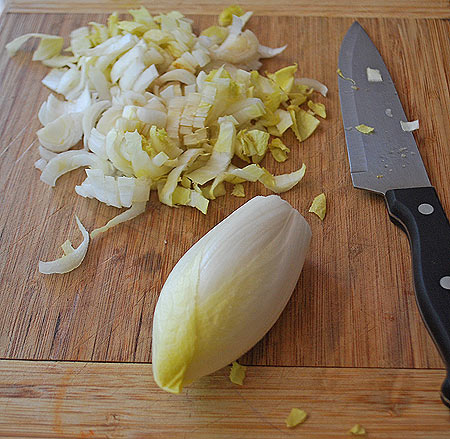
[350,21,363,31]
[342,21,367,44]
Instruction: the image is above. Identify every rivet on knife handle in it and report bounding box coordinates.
[385,186,450,407]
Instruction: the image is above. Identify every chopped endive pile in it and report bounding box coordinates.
[285,408,308,428]
[309,192,326,220]
[229,361,247,385]
[349,424,366,436]
[7,5,327,273]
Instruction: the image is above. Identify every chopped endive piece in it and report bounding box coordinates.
[267,64,297,93]
[236,129,270,163]
[75,171,150,208]
[107,12,120,37]
[201,26,229,44]
[289,108,320,142]
[188,190,209,214]
[259,164,306,194]
[307,100,326,118]
[258,44,287,59]
[355,124,374,134]
[70,26,91,55]
[40,150,113,187]
[34,158,47,171]
[349,424,366,436]
[288,92,308,108]
[219,5,244,26]
[38,87,90,126]
[366,67,382,82]
[337,68,356,85]
[400,119,419,132]
[125,130,169,179]
[269,138,290,163]
[202,180,226,200]
[227,164,265,182]
[172,186,191,205]
[90,202,147,238]
[230,98,265,125]
[37,113,83,152]
[39,216,89,274]
[152,196,312,393]
[309,193,326,220]
[61,240,75,256]
[231,183,245,197]
[158,69,196,85]
[129,6,156,27]
[159,148,204,206]
[148,126,183,160]
[213,27,260,64]
[41,55,78,68]
[6,33,64,60]
[275,109,293,135]
[82,100,111,145]
[229,361,247,385]
[105,129,133,176]
[285,408,308,428]
[88,22,109,46]
[118,21,147,35]
[295,77,328,97]
[186,117,236,185]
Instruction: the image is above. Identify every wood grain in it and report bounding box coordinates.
[0,13,449,369]
[4,0,450,18]
[0,360,449,438]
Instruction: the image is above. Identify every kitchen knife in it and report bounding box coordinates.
[338,21,450,407]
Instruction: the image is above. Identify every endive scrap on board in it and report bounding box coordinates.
[349,424,366,436]
[309,192,326,220]
[152,195,312,393]
[38,216,89,274]
[285,408,308,428]
[7,5,327,273]
[229,361,247,385]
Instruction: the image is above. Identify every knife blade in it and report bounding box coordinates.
[338,21,450,408]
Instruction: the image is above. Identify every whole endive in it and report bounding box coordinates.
[152,195,312,393]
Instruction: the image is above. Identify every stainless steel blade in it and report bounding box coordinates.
[338,22,431,195]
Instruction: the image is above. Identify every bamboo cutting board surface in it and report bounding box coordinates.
[6,0,450,18]
[1,12,450,372]
[1,360,450,438]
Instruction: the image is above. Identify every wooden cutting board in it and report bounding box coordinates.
[0,12,449,372]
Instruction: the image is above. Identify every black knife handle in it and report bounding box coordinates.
[385,186,450,407]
